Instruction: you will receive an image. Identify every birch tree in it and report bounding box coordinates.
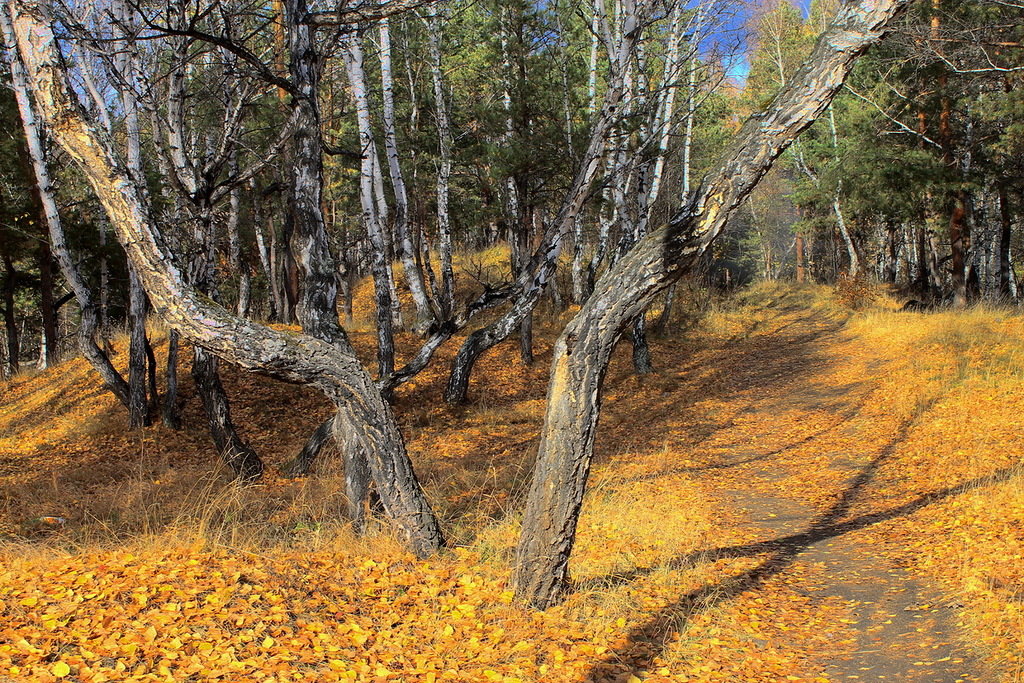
[511,0,912,608]
[8,0,444,557]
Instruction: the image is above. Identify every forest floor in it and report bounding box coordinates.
[0,282,1022,682]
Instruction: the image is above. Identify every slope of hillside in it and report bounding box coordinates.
[0,284,1021,682]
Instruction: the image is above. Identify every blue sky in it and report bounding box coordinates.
[707,0,813,86]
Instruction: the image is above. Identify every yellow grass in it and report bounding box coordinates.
[0,278,1021,681]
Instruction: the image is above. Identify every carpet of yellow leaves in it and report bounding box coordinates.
[0,281,1021,681]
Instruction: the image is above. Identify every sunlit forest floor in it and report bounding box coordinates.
[1,282,1022,682]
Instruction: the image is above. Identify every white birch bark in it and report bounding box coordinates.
[426,11,455,316]
[342,32,396,378]
[380,17,434,327]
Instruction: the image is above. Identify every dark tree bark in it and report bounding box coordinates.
[192,346,263,480]
[36,236,57,368]
[630,316,653,374]
[127,265,150,428]
[511,0,912,609]
[11,0,444,558]
[2,254,18,376]
[163,329,182,429]
[998,183,1014,299]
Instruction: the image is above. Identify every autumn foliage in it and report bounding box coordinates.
[1,283,1022,681]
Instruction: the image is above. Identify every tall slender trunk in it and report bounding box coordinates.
[426,12,455,316]
[796,234,807,282]
[2,254,18,376]
[512,0,911,608]
[114,1,152,427]
[997,184,1013,299]
[227,157,250,317]
[127,266,150,427]
[380,18,433,329]
[342,33,396,380]
[163,329,181,429]
[36,234,57,368]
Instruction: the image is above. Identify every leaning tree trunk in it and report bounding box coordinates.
[11,0,444,559]
[511,0,911,608]
[192,347,263,480]
[163,329,181,429]
[1,7,132,405]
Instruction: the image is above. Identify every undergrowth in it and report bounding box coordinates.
[0,279,1021,681]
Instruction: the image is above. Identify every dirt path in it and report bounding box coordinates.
[692,307,982,681]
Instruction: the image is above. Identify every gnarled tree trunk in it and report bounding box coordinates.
[11,0,444,558]
[512,0,911,608]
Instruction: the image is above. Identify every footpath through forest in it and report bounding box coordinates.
[1,284,1022,682]
[617,295,983,682]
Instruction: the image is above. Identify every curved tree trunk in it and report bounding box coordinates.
[1,7,132,405]
[512,0,912,608]
[11,0,444,559]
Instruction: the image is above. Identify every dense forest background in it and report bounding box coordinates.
[2,1,1024,678]
[2,0,1020,378]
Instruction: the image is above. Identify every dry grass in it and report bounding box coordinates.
[1,277,1022,680]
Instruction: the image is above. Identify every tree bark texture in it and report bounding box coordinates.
[10,0,444,558]
[192,346,264,480]
[511,0,912,609]
[1,6,133,404]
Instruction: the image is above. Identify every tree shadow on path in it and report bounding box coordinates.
[580,408,1020,681]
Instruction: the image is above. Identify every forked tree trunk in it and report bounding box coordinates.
[511,0,911,608]
[11,0,444,558]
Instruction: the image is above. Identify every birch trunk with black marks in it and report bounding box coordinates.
[11,0,444,557]
[380,17,433,329]
[512,0,911,608]
[342,32,396,380]
[36,237,57,368]
[227,158,250,317]
[1,7,133,405]
[426,11,455,317]
[113,1,153,428]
